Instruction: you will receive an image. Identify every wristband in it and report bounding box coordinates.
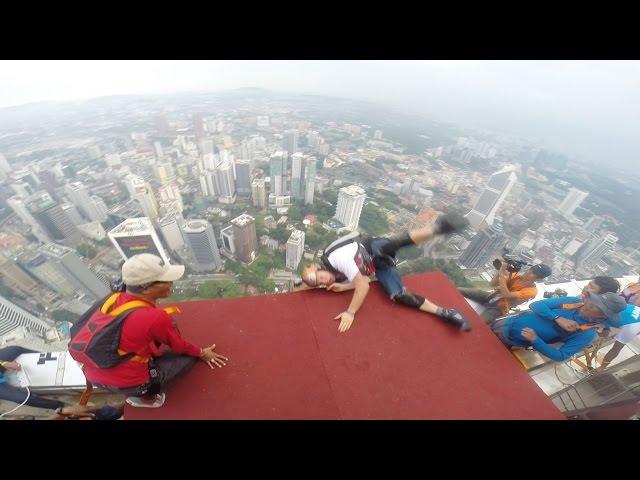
[0,361,6,367]
[345,310,355,316]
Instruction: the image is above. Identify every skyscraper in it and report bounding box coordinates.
[235,160,252,197]
[269,151,287,196]
[159,212,186,253]
[303,156,317,205]
[0,295,51,337]
[153,162,175,185]
[104,153,122,167]
[36,243,111,301]
[251,179,266,209]
[215,161,236,203]
[458,222,506,269]
[466,166,517,230]
[157,183,183,212]
[7,195,51,242]
[334,185,366,231]
[182,220,223,272]
[108,217,169,263]
[577,233,618,268]
[200,171,217,198]
[65,181,103,222]
[220,226,236,256]
[231,214,258,264]
[283,129,299,155]
[290,153,304,200]
[558,188,589,217]
[27,192,82,246]
[286,230,305,270]
[0,254,39,298]
[125,174,159,221]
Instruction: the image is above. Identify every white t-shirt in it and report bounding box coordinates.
[615,323,640,344]
[327,242,360,283]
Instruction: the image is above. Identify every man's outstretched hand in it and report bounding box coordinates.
[335,311,355,333]
[199,344,229,369]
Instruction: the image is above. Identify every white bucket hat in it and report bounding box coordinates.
[121,254,185,286]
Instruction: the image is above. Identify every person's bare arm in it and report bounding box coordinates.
[326,281,355,292]
[598,341,625,372]
[335,273,370,333]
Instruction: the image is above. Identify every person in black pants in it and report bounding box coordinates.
[0,346,66,411]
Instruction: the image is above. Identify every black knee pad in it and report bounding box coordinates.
[392,290,425,309]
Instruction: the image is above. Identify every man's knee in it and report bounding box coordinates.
[392,290,425,309]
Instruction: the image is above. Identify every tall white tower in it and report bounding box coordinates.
[334,185,366,231]
[466,165,517,230]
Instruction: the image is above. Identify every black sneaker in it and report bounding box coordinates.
[441,308,472,332]
[434,213,469,235]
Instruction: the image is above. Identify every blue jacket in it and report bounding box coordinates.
[502,296,599,361]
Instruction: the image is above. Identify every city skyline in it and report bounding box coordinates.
[1,61,639,170]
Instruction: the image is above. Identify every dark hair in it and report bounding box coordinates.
[592,276,620,294]
[126,283,154,294]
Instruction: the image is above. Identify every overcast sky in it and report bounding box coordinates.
[1,60,638,168]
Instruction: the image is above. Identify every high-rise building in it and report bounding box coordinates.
[373,130,383,140]
[283,129,299,155]
[104,153,122,167]
[157,183,183,212]
[0,254,40,298]
[7,195,51,242]
[220,225,236,255]
[153,162,175,185]
[65,181,103,223]
[577,233,618,268]
[36,243,110,301]
[182,220,223,272]
[90,195,109,222]
[466,166,517,230]
[256,116,269,128]
[155,114,171,136]
[251,179,266,209]
[125,174,159,221]
[334,185,366,231]
[307,131,322,149]
[11,182,33,197]
[108,217,169,263]
[200,171,217,198]
[558,187,589,217]
[458,222,506,269]
[193,113,206,139]
[303,156,317,205]
[154,141,164,160]
[290,153,304,200]
[235,160,252,197]
[60,202,84,226]
[215,161,236,203]
[231,214,258,264]
[27,192,82,246]
[158,213,185,253]
[269,151,287,196]
[286,230,305,270]
[0,295,51,337]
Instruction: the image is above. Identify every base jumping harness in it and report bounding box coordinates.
[320,232,376,283]
[69,292,180,370]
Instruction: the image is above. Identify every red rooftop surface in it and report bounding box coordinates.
[125,271,564,420]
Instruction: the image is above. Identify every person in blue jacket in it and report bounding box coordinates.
[490,291,627,362]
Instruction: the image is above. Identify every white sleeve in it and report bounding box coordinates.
[328,245,360,283]
[614,323,640,345]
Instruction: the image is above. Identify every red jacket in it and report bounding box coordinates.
[83,293,200,388]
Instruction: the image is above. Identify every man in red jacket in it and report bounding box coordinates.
[84,254,228,408]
